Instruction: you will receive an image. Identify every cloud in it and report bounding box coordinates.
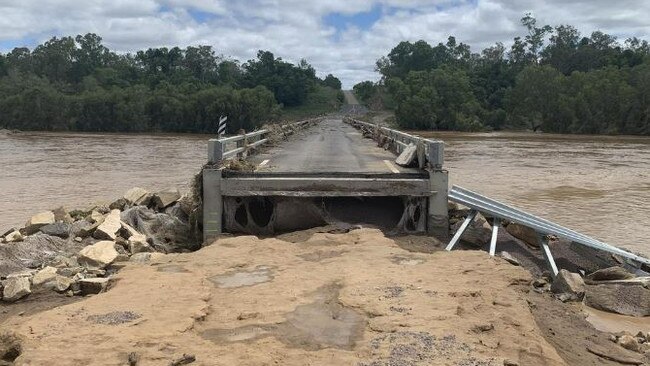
[1,0,650,88]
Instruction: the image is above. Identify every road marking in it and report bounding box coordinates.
[383,160,400,174]
[259,159,270,167]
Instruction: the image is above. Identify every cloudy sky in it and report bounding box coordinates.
[1,0,649,87]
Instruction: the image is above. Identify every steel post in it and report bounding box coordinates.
[202,168,223,243]
[489,218,500,256]
[445,210,477,251]
[538,233,559,277]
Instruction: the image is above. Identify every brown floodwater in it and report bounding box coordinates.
[1,129,649,258]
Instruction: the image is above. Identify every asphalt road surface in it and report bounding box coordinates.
[250,118,419,174]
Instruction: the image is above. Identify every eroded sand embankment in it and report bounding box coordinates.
[1,228,574,366]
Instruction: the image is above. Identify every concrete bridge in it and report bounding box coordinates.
[202,116,448,241]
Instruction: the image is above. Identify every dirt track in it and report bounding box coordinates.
[2,228,643,365]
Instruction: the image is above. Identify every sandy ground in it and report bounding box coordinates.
[2,228,644,365]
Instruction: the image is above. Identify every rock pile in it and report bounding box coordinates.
[0,186,198,303]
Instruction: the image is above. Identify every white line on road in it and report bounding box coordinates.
[383,160,400,174]
[259,159,270,167]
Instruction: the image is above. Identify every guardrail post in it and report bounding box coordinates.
[427,141,444,169]
[208,139,223,165]
[203,168,223,243]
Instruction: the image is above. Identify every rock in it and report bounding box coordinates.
[505,222,539,248]
[71,220,96,238]
[79,278,110,295]
[2,277,31,302]
[5,270,35,279]
[503,359,518,366]
[120,221,141,238]
[56,266,83,277]
[498,251,520,266]
[124,187,152,206]
[128,234,152,254]
[90,210,106,224]
[618,334,642,353]
[44,275,73,292]
[52,206,73,223]
[130,253,153,264]
[49,255,78,268]
[39,222,71,238]
[450,212,491,247]
[0,331,22,363]
[109,198,129,211]
[3,230,24,243]
[395,143,417,167]
[532,278,549,288]
[551,269,585,300]
[585,282,650,317]
[0,233,78,277]
[153,188,181,210]
[32,266,58,286]
[587,266,635,282]
[93,210,122,240]
[78,241,118,269]
[23,211,55,235]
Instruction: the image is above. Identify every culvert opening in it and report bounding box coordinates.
[223,196,425,235]
[321,197,405,229]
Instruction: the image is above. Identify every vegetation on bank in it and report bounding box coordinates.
[354,15,650,135]
[0,35,343,133]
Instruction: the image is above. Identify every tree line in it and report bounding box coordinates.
[354,14,650,135]
[0,34,343,133]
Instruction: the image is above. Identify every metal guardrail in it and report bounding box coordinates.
[344,117,444,169]
[446,185,650,275]
[208,119,320,164]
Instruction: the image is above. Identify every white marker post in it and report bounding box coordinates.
[217,115,228,138]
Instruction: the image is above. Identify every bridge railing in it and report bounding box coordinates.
[344,117,444,169]
[208,118,321,165]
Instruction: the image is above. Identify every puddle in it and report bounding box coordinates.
[209,266,274,288]
[298,250,347,262]
[201,283,366,350]
[156,264,189,273]
[584,306,650,334]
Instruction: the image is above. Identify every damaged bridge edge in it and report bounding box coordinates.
[202,117,450,243]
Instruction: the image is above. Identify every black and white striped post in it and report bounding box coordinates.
[217,115,228,137]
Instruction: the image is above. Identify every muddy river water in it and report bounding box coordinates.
[1,129,649,257]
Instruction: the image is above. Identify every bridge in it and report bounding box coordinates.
[202,114,650,276]
[203,116,448,240]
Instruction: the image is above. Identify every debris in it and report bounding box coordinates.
[169,354,196,366]
[618,334,642,353]
[78,241,119,269]
[128,352,140,366]
[395,143,417,167]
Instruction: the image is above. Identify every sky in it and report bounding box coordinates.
[1,0,650,88]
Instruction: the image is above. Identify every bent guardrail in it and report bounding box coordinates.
[344,117,444,169]
[446,185,650,276]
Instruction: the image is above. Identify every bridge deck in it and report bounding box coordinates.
[250,118,419,174]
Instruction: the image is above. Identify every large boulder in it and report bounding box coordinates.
[450,212,491,247]
[23,211,55,235]
[505,222,539,247]
[551,269,585,300]
[586,266,634,282]
[128,234,152,254]
[77,241,118,269]
[93,210,122,240]
[153,188,181,210]
[2,277,31,302]
[121,206,197,253]
[585,281,650,317]
[79,278,110,295]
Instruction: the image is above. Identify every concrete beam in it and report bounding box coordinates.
[202,168,223,243]
[428,169,449,240]
[219,176,432,197]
